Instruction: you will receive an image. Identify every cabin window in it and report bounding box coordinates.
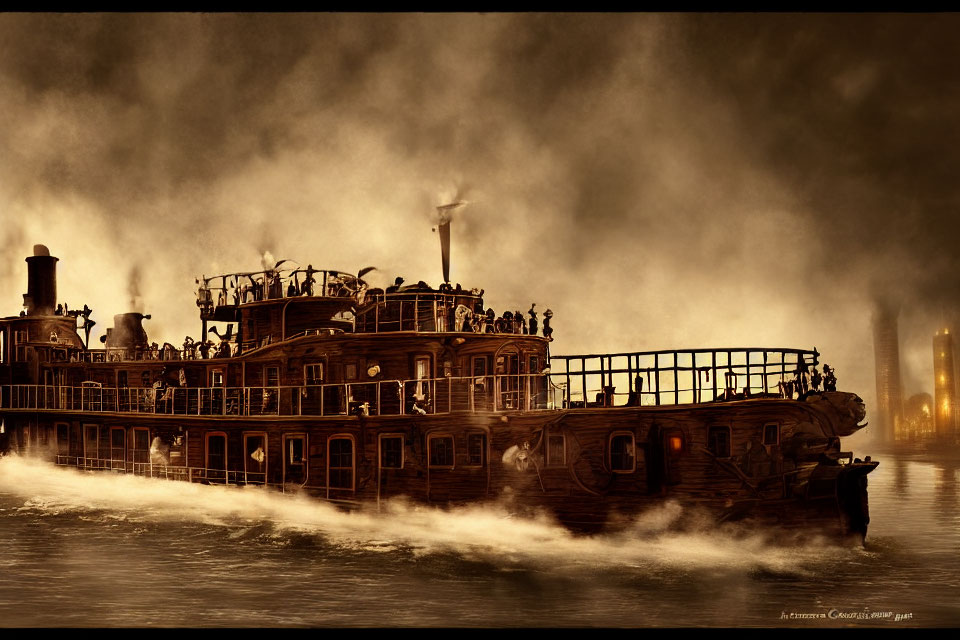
[763,423,780,446]
[379,434,404,469]
[205,432,228,481]
[345,363,358,381]
[110,427,126,463]
[210,369,224,387]
[609,432,636,473]
[708,426,731,458]
[283,434,307,486]
[141,371,151,387]
[0,328,5,363]
[305,362,325,385]
[14,330,27,362]
[132,428,150,464]
[118,371,128,387]
[428,434,455,469]
[244,433,267,483]
[83,424,99,459]
[466,433,486,467]
[264,366,279,387]
[328,436,354,490]
[414,355,431,393]
[546,433,566,467]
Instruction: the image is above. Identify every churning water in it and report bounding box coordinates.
[0,451,957,627]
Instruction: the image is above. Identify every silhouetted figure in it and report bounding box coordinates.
[811,367,823,392]
[515,310,526,334]
[823,365,837,392]
[198,341,212,360]
[485,308,496,333]
[794,361,810,396]
[56,303,63,315]
[287,280,297,297]
[528,304,538,336]
[386,276,404,294]
[303,266,316,296]
[542,308,554,341]
[268,272,282,299]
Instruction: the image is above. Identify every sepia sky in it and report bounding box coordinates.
[2,13,959,435]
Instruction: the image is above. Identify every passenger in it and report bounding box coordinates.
[811,367,823,392]
[543,309,554,341]
[303,265,316,296]
[56,303,63,315]
[502,311,514,333]
[386,276,404,294]
[198,341,212,360]
[287,279,297,298]
[485,308,496,334]
[515,310,526,334]
[528,304,538,336]
[823,365,837,392]
[455,304,471,332]
[794,361,810,396]
[268,272,282,299]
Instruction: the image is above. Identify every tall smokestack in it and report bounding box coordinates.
[872,301,903,444]
[23,244,58,316]
[436,201,467,285]
[933,328,958,443]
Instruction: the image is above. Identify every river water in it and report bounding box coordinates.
[0,450,957,628]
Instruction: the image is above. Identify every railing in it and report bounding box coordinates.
[0,348,823,415]
[550,347,821,408]
[354,291,535,335]
[55,456,267,485]
[1,373,560,416]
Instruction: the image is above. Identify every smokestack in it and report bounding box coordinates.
[23,244,58,316]
[872,301,903,444]
[436,202,467,284]
[105,313,151,352]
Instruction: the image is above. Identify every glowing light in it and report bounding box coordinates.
[922,404,930,416]
[941,374,946,384]
[669,436,683,452]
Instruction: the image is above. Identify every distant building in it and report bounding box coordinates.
[872,303,904,443]
[933,329,959,442]
[903,392,935,441]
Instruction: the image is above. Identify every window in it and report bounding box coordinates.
[328,436,354,490]
[0,329,5,364]
[141,371,151,387]
[428,434,455,469]
[546,433,566,467]
[472,356,487,378]
[83,424,99,459]
[206,432,228,481]
[344,363,357,381]
[708,426,731,458]
[211,370,224,387]
[415,356,431,394]
[379,434,404,469]
[610,432,636,473]
[14,330,27,362]
[110,427,126,462]
[132,428,150,464]
[467,433,486,467]
[118,371,128,387]
[264,366,279,387]
[283,434,307,485]
[244,433,267,483]
[763,423,780,446]
[305,362,325,385]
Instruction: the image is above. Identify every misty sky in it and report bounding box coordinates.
[2,13,959,434]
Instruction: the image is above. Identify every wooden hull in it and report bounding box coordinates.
[0,392,878,542]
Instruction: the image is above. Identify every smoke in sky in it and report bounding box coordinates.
[2,14,959,430]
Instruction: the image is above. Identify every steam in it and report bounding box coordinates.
[127,264,143,313]
[0,14,958,433]
[0,455,850,574]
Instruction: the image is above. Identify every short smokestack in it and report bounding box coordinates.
[23,244,58,316]
[105,313,151,352]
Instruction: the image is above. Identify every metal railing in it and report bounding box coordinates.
[55,455,268,485]
[1,373,560,416]
[354,291,535,335]
[550,347,821,408]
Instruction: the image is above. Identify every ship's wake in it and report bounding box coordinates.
[0,455,855,576]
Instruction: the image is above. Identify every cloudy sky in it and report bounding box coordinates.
[2,13,958,437]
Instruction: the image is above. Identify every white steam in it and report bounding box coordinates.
[0,455,850,574]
